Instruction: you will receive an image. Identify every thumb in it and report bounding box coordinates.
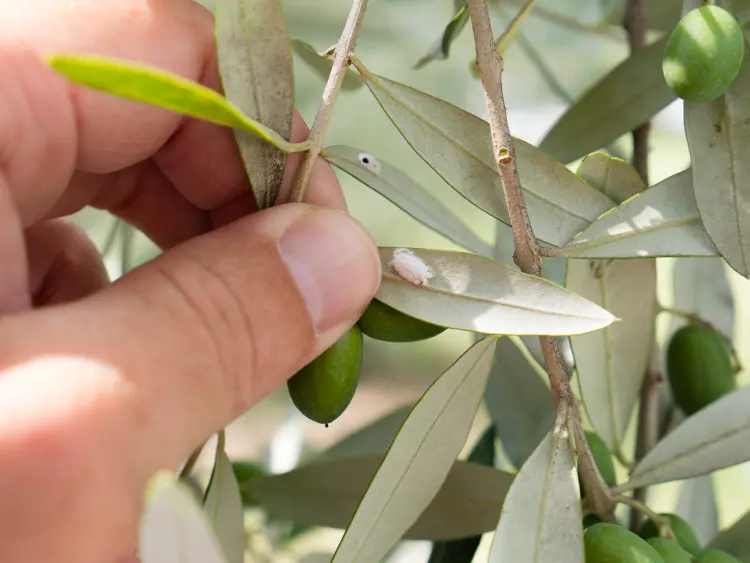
[0,203,380,563]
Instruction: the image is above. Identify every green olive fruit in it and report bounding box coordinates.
[232,462,268,506]
[578,431,617,495]
[357,298,446,342]
[696,549,742,563]
[647,538,693,563]
[287,325,363,425]
[666,324,735,416]
[585,523,666,563]
[639,514,702,556]
[662,5,745,102]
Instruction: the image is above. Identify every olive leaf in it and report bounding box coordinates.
[576,151,647,204]
[139,472,230,563]
[322,404,413,460]
[331,338,498,561]
[323,145,492,256]
[709,506,750,562]
[353,61,615,247]
[539,36,675,164]
[252,453,513,541]
[674,475,719,547]
[485,336,555,470]
[560,170,718,258]
[619,386,750,490]
[292,40,363,90]
[215,0,294,209]
[376,247,617,336]
[46,54,305,154]
[685,47,750,278]
[203,434,245,563]
[428,426,496,563]
[489,402,583,563]
[567,153,656,456]
[414,3,470,69]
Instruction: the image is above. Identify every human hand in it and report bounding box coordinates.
[0,1,381,562]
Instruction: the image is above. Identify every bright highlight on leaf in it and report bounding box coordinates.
[376,247,618,336]
[46,53,307,154]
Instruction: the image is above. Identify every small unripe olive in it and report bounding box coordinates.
[639,514,702,557]
[696,549,742,563]
[585,523,665,563]
[647,538,693,563]
[666,324,735,416]
[662,5,745,102]
[357,298,446,342]
[287,325,363,425]
[579,431,617,496]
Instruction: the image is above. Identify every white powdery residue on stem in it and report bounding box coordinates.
[388,248,434,286]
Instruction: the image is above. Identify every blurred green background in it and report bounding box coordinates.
[68,1,750,561]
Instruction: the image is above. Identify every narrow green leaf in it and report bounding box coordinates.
[252,453,513,542]
[685,47,750,278]
[215,0,294,209]
[621,386,750,490]
[567,153,656,455]
[709,507,750,562]
[203,436,245,563]
[489,403,583,563]
[322,404,413,460]
[675,475,719,547]
[539,37,676,164]
[139,472,230,563]
[485,336,555,469]
[561,170,718,258]
[332,338,498,561]
[354,61,615,247]
[376,247,617,336]
[576,151,646,204]
[428,426,496,563]
[46,53,305,154]
[323,145,492,256]
[291,39,363,90]
[414,4,470,69]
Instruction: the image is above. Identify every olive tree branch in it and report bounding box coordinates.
[288,0,368,203]
[467,0,614,518]
[623,0,655,531]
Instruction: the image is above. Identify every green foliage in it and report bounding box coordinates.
[579,431,617,491]
[697,549,743,563]
[287,325,363,425]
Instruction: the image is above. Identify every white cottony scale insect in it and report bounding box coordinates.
[357,152,382,175]
[388,248,434,286]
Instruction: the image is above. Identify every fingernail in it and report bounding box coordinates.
[278,210,380,333]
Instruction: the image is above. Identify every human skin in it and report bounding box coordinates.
[0,1,381,562]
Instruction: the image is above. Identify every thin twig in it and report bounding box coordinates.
[288,0,368,203]
[623,0,654,531]
[614,495,677,541]
[467,0,614,518]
